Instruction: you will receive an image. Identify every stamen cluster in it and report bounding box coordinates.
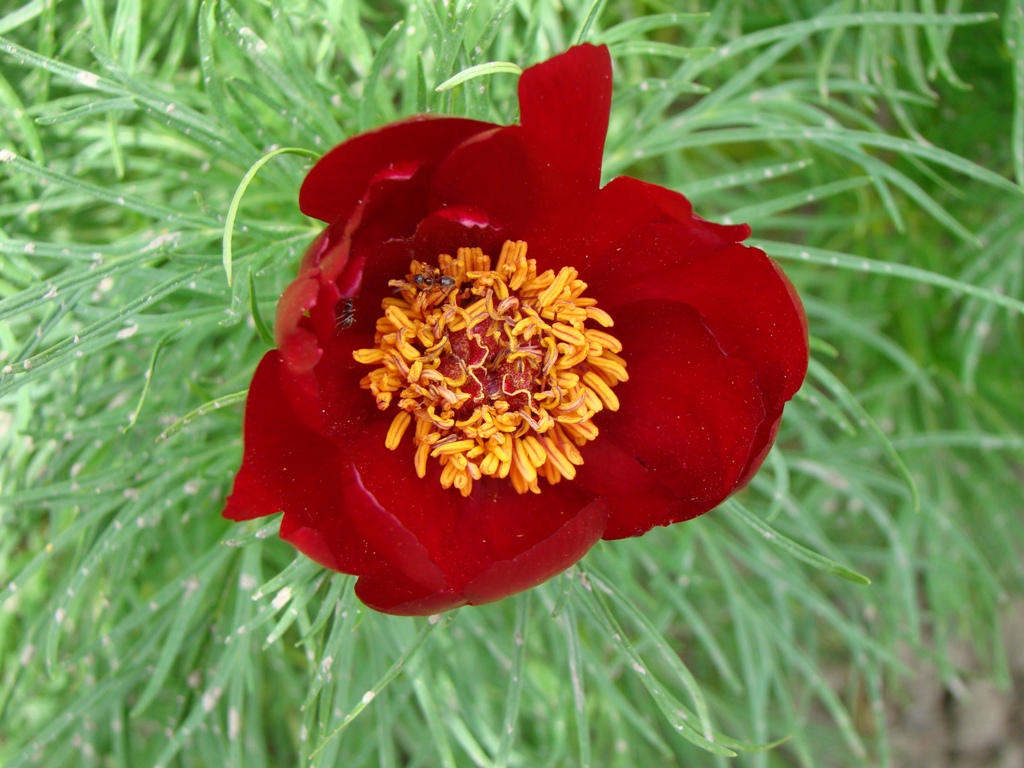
[353,240,628,497]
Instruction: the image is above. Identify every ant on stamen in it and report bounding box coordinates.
[393,261,457,294]
[412,272,457,292]
[336,298,356,330]
[389,265,457,297]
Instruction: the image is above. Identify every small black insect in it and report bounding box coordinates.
[412,273,457,292]
[336,298,356,330]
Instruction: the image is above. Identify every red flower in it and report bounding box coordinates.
[223,44,808,616]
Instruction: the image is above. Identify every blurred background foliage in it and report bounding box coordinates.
[1,0,1022,766]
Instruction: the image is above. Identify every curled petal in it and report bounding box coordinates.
[278,165,447,433]
[300,116,494,224]
[272,274,326,434]
[428,44,613,248]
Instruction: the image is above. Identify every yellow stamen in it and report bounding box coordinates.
[385,305,416,332]
[555,343,589,369]
[551,322,586,346]
[582,371,620,411]
[352,348,385,364]
[585,328,623,353]
[352,240,627,495]
[522,435,548,468]
[585,306,615,327]
[385,411,412,450]
[540,435,575,477]
[431,438,477,457]
[413,443,430,478]
[588,353,629,382]
[536,268,574,308]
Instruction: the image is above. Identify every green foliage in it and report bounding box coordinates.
[1,1,1022,766]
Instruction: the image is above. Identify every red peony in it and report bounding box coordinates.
[223,44,808,616]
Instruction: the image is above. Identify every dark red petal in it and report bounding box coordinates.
[460,495,608,606]
[734,410,783,491]
[280,519,345,572]
[578,176,748,286]
[299,270,405,440]
[582,177,808,410]
[304,161,437,342]
[426,127,538,236]
[342,416,604,580]
[605,240,806,411]
[289,396,608,615]
[574,437,696,537]
[355,569,466,615]
[341,463,449,592]
[352,487,609,616]
[585,301,768,540]
[223,353,380,574]
[410,207,507,262]
[299,116,495,224]
[427,44,613,249]
[276,164,446,435]
[271,271,327,434]
[648,245,807,408]
[516,43,611,204]
[457,477,604,566]
[301,161,430,304]
[333,420,488,586]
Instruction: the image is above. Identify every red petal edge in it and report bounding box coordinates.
[223,352,380,575]
[299,116,495,224]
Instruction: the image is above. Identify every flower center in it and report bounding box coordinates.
[352,240,627,497]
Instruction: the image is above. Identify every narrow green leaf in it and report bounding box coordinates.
[762,240,1024,318]
[806,358,921,512]
[607,41,714,60]
[123,331,176,432]
[1007,0,1024,186]
[248,267,274,346]
[559,601,591,768]
[596,12,709,44]
[573,571,737,756]
[310,619,439,759]
[435,61,522,92]
[495,592,529,768]
[359,20,405,130]
[725,500,871,584]
[222,146,319,285]
[573,0,608,45]
[155,389,248,442]
[0,0,43,36]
